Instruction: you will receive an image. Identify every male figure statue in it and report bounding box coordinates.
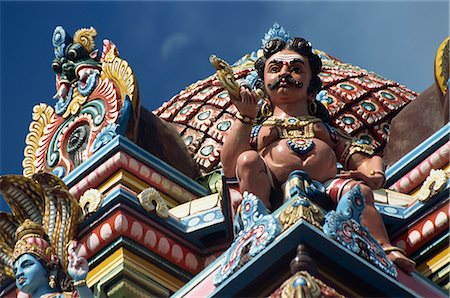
[221,37,415,273]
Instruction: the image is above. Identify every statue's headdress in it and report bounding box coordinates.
[13,219,58,266]
[0,173,82,282]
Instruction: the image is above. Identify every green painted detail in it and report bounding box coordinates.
[362,102,376,112]
[197,110,211,120]
[359,135,372,144]
[200,145,213,156]
[179,105,192,115]
[196,169,222,193]
[340,83,355,91]
[218,92,228,98]
[217,120,231,131]
[200,86,211,94]
[325,96,333,104]
[381,91,395,100]
[184,136,193,146]
[343,116,355,125]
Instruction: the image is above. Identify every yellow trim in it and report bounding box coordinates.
[417,246,449,277]
[435,37,450,95]
[87,247,185,291]
[98,169,178,207]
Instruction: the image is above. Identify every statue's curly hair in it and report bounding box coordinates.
[254,38,322,96]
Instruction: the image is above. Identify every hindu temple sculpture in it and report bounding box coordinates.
[0,173,93,297]
[219,37,415,273]
[4,23,447,296]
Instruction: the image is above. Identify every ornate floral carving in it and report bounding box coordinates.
[22,104,56,177]
[73,27,97,53]
[323,186,397,278]
[417,169,448,202]
[137,187,169,218]
[214,192,282,286]
[279,198,324,231]
[79,189,104,216]
[270,271,344,298]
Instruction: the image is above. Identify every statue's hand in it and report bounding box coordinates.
[231,86,259,119]
[67,241,89,282]
[339,170,384,189]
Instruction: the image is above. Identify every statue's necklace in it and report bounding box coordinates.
[261,116,322,154]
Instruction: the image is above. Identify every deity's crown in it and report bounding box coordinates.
[13,219,57,265]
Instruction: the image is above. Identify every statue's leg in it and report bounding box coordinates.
[236,150,272,209]
[340,181,416,273]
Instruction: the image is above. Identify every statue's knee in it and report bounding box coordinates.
[359,183,375,205]
[236,151,263,174]
[342,181,374,205]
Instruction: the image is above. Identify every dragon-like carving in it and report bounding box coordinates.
[22,26,140,178]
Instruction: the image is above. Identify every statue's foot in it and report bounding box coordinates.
[384,246,416,273]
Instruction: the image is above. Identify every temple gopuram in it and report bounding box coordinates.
[0,24,448,297]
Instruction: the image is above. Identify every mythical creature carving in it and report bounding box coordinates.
[214,192,282,286]
[23,26,140,178]
[323,186,398,277]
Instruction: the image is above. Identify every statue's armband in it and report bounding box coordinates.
[339,139,375,168]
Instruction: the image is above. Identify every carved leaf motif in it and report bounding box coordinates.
[73,27,97,53]
[61,87,88,118]
[22,104,55,177]
[101,52,137,107]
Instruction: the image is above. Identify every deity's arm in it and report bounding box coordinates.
[333,129,385,189]
[221,87,259,178]
[221,119,255,178]
[67,242,94,298]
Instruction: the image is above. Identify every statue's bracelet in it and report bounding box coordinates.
[73,279,86,287]
[236,112,256,125]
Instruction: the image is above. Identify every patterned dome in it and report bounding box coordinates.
[154,50,417,174]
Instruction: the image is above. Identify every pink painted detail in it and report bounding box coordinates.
[77,244,88,258]
[158,237,171,254]
[69,150,199,203]
[144,229,157,248]
[78,211,203,274]
[130,221,144,240]
[421,220,435,237]
[140,165,151,178]
[171,244,184,262]
[114,214,129,233]
[86,233,100,251]
[185,252,199,270]
[100,223,113,241]
[390,141,450,193]
[204,255,217,267]
[33,78,121,175]
[183,268,218,298]
[129,158,139,171]
[393,204,449,255]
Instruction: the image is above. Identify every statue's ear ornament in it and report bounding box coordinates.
[12,219,57,266]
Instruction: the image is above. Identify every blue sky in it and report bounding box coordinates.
[0,0,448,181]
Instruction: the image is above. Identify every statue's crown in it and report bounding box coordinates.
[13,219,57,265]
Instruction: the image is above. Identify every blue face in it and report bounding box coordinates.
[13,254,49,295]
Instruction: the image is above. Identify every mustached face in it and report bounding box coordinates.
[264,50,312,102]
